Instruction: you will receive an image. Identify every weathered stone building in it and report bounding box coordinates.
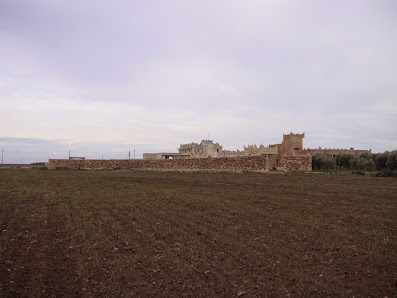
[178,140,223,158]
[142,140,223,160]
[47,133,369,172]
[143,132,370,171]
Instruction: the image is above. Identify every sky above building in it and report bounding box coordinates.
[1,0,396,163]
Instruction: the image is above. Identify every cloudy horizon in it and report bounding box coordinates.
[1,0,396,164]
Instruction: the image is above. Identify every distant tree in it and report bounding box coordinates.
[344,155,354,169]
[349,156,360,170]
[386,151,397,171]
[312,154,323,170]
[336,154,342,170]
[336,154,349,170]
[315,150,396,172]
[337,154,351,170]
[324,156,336,171]
[312,154,336,171]
[376,152,389,170]
[359,152,373,160]
[363,159,376,172]
[357,157,366,170]
[370,153,377,162]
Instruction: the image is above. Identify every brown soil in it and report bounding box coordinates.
[0,169,396,297]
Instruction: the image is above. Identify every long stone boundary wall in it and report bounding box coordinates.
[302,148,370,156]
[284,155,312,172]
[47,156,270,173]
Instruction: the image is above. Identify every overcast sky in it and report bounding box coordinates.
[1,0,396,163]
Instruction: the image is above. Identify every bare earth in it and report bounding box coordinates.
[0,169,396,297]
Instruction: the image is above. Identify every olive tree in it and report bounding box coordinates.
[349,156,360,170]
[324,156,336,171]
[386,151,397,171]
[363,159,376,172]
[375,152,389,170]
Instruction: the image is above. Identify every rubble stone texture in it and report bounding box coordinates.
[302,148,370,156]
[47,156,270,173]
[49,131,370,172]
[284,155,312,172]
[142,132,370,173]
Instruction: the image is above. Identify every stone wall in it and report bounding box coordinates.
[47,156,270,173]
[284,155,312,172]
[302,148,371,156]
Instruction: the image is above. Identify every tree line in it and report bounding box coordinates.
[312,150,397,172]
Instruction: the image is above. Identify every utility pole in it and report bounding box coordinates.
[102,154,103,160]
[1,148,3,164]
[128,151,131,169]
[134,149,135,159]
[69,150,70,159]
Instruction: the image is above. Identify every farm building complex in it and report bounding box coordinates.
[143,133,370,170]
[47,133,370,172]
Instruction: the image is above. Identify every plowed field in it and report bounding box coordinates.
[1,169,396,296]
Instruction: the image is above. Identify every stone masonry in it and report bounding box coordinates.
[48,132,370,172]
[142,132,369,172]
[284,155,312,172]
[47,156,270,173]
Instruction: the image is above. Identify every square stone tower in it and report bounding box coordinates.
[282,133,304,155]
[276,133,305,167]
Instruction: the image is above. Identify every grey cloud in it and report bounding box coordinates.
[0,137,60,144]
